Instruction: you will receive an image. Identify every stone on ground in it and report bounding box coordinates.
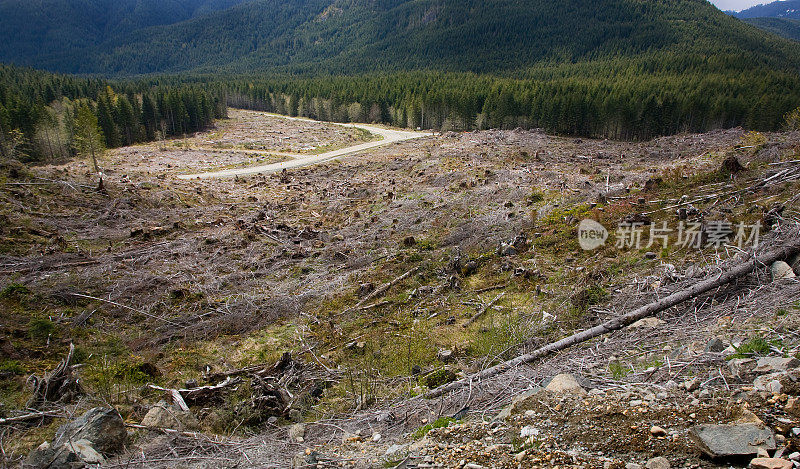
[755,357,799,374]
[646,456,671,469]
[53,407,127,455]
[749,458,792,469]
[689,423,775,458]
[771,261,796,280]
[141,401,200,431]
[545,374,587,395]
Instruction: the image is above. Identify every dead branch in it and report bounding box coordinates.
[463,292,505,329]
[147,377,242,407]
[0,411,66,426]
[353,267,419,309]
[473,283,509,294]
[27,343,81,408]
[426,241,800,398]
[67,292,180,327]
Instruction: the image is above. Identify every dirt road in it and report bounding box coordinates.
[177,117,431,179]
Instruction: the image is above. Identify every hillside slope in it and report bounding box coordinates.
[744,17,800,41]
[1,0,800,75]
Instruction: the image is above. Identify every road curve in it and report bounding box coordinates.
[177,117,432,180]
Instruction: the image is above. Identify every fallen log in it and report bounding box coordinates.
[353,267,419,309]
[426,241,800,399]
[462,292,505,329]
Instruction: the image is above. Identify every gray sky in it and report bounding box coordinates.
[709,0,769,11]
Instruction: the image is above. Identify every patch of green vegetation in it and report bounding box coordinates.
[419,368,456,389]
[412,417,458,439]
[726,337,785,360]
[0,283,30,299]
[0,360,25,375]
[609,361,630,380]
[28,318,56,342]
[528,192,545,204]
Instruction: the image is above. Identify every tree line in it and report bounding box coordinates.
[223,61,800,140]
[0,65,226,162]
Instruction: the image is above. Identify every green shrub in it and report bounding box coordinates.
[726,337,783,360]
[412,417,457,439]
[609,362,629,379]
[0,283,29,299]
[28,318,56,342]
[0,360,25,375]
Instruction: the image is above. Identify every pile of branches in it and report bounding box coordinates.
[149,352,332,425]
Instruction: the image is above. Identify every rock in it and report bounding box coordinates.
[646,457,671,469]
[788,253,800,275]
[787,452,799,461]
[754,373,785,394]
[496,387,543,420]
[545,373,587,395]
[436,349,454,362]
[64,440,104,464]
[141,402,200,431]
[786,398,799,416]
[683,378,700,392]
[520,426,540,438]
[289,423,305,442]
[53,407,127,455]
[689,424,776,458]
[650,426,667,437]
[25,439,105,469]
[372,433,382,442]
[385,444,408,456]
[630,317,665,329]
[756,357,800,374]
[626,464,643,469]
[772,261,796,281]
[729,358,757,378]
[705,338,726,353]
[420,369,457,388]
[749,458,792,469]
[758,448,771,458]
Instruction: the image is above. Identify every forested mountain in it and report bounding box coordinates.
[3,0,800,150]
[733,0,800,19]
[0,0,249,73]
[743,17,800,41]
[2,0,800,76]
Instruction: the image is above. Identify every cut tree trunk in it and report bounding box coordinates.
[425,241,800,399]
[27,343,81,408]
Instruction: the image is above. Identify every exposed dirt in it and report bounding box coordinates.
[2,112,800,468]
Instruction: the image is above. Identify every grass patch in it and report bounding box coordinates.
[412,417,458,439]
[726,337,785,360]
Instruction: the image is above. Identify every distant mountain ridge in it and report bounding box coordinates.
[733,0,800,19]
[1,0,800,76]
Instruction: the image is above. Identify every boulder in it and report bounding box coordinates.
[728,359,757,378]
[646,457,671,469]
[288,423,305,442]
[24,439,105,469]
[749,458,792,469]
[630,317,665,329]
[755,357,799,374]
[545,373,587,395]
[689,423,775,458]
[141,402,200,431]
[771,261,796,281]
[496,387,543,420]
[53,407,127,455]
[753,373,785,394]
[788,253,800,275]
[705,338,726,353]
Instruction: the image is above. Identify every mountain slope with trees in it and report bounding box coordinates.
[743,17,800,41]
